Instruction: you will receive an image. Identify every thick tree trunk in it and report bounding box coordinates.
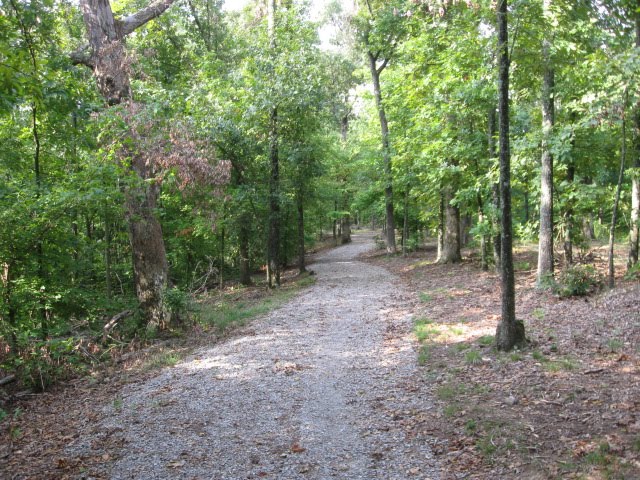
[79,0,176,330]
[495,0,525,351]
[127,156,170,329]
[439,187,461,264]
[368,52,396,254]
[537,1,555,286]
[341,216,352,244]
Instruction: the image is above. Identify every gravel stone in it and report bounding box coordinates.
[71,232,440,479]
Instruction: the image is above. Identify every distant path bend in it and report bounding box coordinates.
[86,231,440,479]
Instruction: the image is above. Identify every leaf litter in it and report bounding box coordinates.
[363,242,640,479]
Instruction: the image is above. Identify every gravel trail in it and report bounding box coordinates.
[82,232,440,479]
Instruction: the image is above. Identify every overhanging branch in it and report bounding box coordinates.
[120,0,177,37]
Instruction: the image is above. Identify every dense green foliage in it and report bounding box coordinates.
[1,0,639,384]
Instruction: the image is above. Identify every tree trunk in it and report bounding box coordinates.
[267,108,281,287]
[341,216,352,244]
[266,0,280,288]
[629,1,640,268]
[489,107,501,271]
[495,0,525,351]
[609,95,628,288]
[439,187,461,264]
[478,192,488,271]
[368,52,396,254]
[239,220,252,286]
[79,0,176,330]
[437,192,444,262]
[537,0,555,286]
[563,158,575,265]
[104,206,112,300]
[296,190,306,274]
[2,262,18,350]
[402,188,409,257]
[341,114,349,142]
[126,162,170,329]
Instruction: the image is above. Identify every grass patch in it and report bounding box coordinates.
[478,335,495,347]
[436,381,466,401]
[196,276,315,332]
[532,308,545,320]
[545,357,578,372]
[448,326,464,336]
[465,350,483,365]
[465,419,478,434]
[414,318,440,342]
[606,338,624,353]
[532,350,547,362]
[584,442,611,466]
[514,261,531,271]
[418,345,431,365]
[443,404,460,417]
[476,435,498,457]
[509,352,523,362]
[144,351,181,371]
[454,343,471,352]
[418,291,433,303]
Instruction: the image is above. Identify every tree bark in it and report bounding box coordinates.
[341,216,352,244]
[439,186,461,264]
[628,1,640,268]
[609,94,627,288]
[478,192,488,271]
[368,52,396,254]
[296,190,306,274]
[563,157,575,265]
[402,188,409,257]
[495,0,525,351]
[266,0,280,287]
[267,107,281,287]
[489,107,501,271]
[437,191,444,262]
[537,0,555,286]
[79,0,175,330]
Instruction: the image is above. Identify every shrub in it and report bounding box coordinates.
[549,265,603,297]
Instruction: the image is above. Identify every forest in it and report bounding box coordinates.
[1,0,640,478]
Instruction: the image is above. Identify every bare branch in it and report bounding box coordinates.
[119,0,177,37]
[377,57,389,74]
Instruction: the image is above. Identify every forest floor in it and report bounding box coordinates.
[363,241,640,479]
[1,231,441,480]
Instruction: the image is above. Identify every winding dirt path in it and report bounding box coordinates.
[72,232,439,479]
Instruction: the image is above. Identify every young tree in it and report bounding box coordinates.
[495,0,525,351]
[629,0,640,268]
[537,0,555,286]
[356,1,405,253]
